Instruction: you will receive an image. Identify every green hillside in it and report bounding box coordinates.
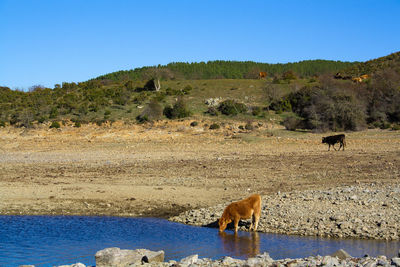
[337,51,400,77]
[0,53,399,132]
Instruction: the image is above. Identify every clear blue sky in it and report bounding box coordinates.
[1,0,399,90]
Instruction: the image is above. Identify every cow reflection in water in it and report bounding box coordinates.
[218,231,260,258]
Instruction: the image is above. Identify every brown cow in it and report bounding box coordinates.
[258,72,267,79]
[352,74,370,83]
[219,194,262,233]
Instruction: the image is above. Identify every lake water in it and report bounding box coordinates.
[0,215,398,266]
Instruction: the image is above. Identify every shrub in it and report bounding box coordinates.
[136,114,149,124]
[190,121,198,127]
[251,106,262,116]
[209,123,220,130]
[282,70,297,81]
[49,107,58,119]
[104,110,111,116]
[182,85,193,94]
[245,121,254,130]
[206,107,218,116]
[137,100,163,122]
[74,121,81,128]
[163,98,191,119]
[49,121,60,129]
[166,87,182,96]
[218,100,247,116]
[380,121,391,129]
[37,117,46,123]
[133,92,149,104]
[0,120,5,127]
[392,124,400,131]
[270,99,292,113]
[283,116,302,131]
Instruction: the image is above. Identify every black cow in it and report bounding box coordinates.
[322,134,346,151]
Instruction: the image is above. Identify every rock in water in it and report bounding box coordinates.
[95,247,164,267]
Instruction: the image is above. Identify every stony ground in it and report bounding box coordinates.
[0,120,399,240]
[170,184,400,240]
[55,247,400,267]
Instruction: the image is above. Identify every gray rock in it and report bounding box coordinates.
[331,249,352,260]
[180,254,198,265]
[95,247,164,267]
[18,266,35,267]
[391,258,400,267]
[321,256,339,266]
[222,256,244,265]
[57,264,86,267]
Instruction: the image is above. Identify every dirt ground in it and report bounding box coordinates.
[0,120,399,218]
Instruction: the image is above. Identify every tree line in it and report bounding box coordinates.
[94,60,356,81]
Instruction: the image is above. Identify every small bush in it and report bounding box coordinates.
[218,100,247,116]
[182,85,193,94]
[392,124,400,131]
[166,87,182,96]
[104,110,111,116]
[190,121,198,127]
[209,123,220,130]
[95,119,105,126]
[137,100,163,122]
[206,107,218,116]
[251,106,262,116]
[245,121,254,130]
[283,116,302,131]
[163,98,191,119]
[136,114,149,124]
[0,120,5,127]
[38,117,46,123]
[49,121,60,129]
[74,121,81,128]
[380,121,391,129]
[49,107,58,119]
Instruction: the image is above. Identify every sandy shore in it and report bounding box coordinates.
[0,120,399,239]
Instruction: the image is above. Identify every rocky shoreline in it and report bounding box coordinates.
[23,247,400,267]
[170,184,400,240]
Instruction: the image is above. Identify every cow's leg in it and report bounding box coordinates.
[333,143,337,151]
[234,217,240,233]
[249,210,254,231]
[328,144,330,151]
[253,212,260,232]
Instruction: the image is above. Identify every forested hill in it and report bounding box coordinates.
[337,51,400,77]
[94,60,357,81]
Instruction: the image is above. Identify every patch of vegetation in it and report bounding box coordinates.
[49,121,60,129]
[209,123,220,130]
[136,100,163,122]
[218,100,247,116]
[163,98,191,119]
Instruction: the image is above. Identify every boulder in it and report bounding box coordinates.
[180,254,198,265]
[57,263,86,267]
[331,249,352,260]
[95,247,164,267]
[391,257,400,267]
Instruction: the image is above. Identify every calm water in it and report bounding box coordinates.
[0,216,398,266]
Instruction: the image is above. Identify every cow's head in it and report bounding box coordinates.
[219,217,231,232]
